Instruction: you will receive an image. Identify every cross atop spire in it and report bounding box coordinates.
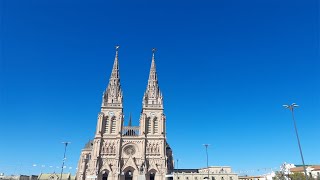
[143,48,163,109]
[115,45,120,57]
[102,46,123,108]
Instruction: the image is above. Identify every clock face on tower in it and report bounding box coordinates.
[109,111,114,116]
[150,112,155,117]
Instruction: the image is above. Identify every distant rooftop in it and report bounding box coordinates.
[173,169,199,173]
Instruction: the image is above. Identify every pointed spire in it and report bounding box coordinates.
[128,113,132,126]
[110,45,120,79]
[102,45,123,108]
[148,48,158,87]
[149,48,157,82]
[143,48,163,109]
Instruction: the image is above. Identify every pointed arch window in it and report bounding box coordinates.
[153,117,158,134]
[147,118,152,134]
[105,117,109,134]
[111,117,116,134]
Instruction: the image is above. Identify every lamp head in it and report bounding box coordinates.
[283,105,289,108]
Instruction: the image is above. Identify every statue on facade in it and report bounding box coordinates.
[139,162,146,175]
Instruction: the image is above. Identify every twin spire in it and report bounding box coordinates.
[111,45,120,79]
[102,45,123,108]
[102,46,163,109]
[143,48,163,109]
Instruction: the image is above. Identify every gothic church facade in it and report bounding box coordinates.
[76,47,174,180]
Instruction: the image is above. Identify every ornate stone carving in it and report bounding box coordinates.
[123,145,136,156]
[146,141,160,155]
[102,141,116,155]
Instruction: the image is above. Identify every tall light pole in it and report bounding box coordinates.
[60,142,71,180]
[203,144,210,180]
[176,159,179,169]
[283,103,308,180]
[176,159,179,180]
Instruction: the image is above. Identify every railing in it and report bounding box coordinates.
[122,126,140,136]
[103,103,122,107]
[145,104,162,108]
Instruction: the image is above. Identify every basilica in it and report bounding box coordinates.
[76,47,174,180]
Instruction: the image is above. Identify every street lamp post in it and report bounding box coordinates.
[177,159,179,169]
[283,103,308,180]
[203,144,210,180]
[60,142,71,180]
[176,159,179,180]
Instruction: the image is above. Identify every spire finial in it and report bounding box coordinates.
[115,45,120,56]
[152,48,156,57]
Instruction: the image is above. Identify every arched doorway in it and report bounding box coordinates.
[150,172,155,180]
[125,170,133,180]
[102,172,108,180]
[148,169,157,180]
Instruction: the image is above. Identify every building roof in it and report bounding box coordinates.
[290,167,305,172]
[199,166,231,169]
[311,166,320,171]
[38,173,70,180]
[83,140,93,150]
[290,165,320,172]
[173,169,199,173]
[239,176,264,179]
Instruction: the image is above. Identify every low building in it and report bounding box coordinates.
[172,166,238,180]
[30,175,38,180]
[290,165,320,179]
[238,175,266,180]
[37,173,72,180]
[0,175,38,180]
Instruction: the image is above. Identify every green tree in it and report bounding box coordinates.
[273,171,287,180]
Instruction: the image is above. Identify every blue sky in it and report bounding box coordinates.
[0,0,319,176]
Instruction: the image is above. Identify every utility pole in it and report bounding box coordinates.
[203,144,210,179]
[60,142,71,180]
[283,103,308,180]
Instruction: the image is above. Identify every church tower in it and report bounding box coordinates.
[140,48,165,137]
[138,48,169,180]
[76,47,173,180]
[99,45,124,137]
